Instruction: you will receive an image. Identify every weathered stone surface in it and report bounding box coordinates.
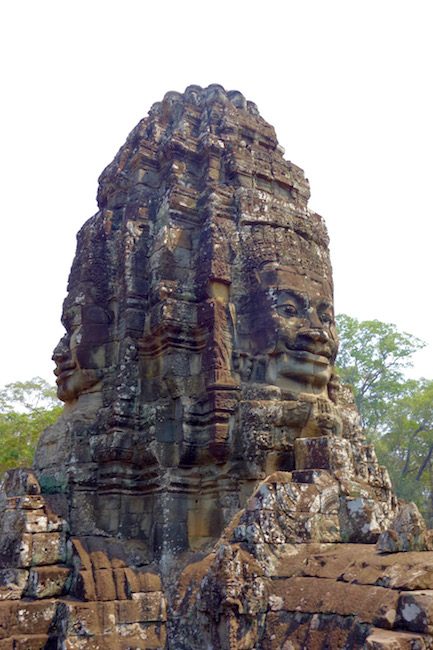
[25,565,70,598]
[378,502,433,554]
[269,576,399,626]
[262,612,370,650]
[365,627,430,649]
[172,540,433,648]
[0,569,28,601]
[398,591,433,634]
[0,635,50,650]
[29,84,396,566]
[0,468,40,499]
[2,85,433,647]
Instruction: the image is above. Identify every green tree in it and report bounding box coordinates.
[0,377,62,473]
[374,379,433,521]
[336,314,425,433]
[336,314,433,521]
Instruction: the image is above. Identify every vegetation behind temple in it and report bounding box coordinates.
[1,319,433,522]
[336,314,433,524]
[0,378,62,473]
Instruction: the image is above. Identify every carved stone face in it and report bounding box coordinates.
[257,265,338,394]
[52,302,112,402]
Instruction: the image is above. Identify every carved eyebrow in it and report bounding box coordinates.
[317,300,333,312]
[277,289,308,309]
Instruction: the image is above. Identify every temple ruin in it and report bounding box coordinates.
[1,85,433,649]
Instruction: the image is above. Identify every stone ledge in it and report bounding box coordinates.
[269,576,400,627]
[365,626,430,649]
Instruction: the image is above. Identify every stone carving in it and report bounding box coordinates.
[35,83,355,560]
[1,85,433,648]
[377,501,433,553]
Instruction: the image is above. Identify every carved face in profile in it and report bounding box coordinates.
[53,300,112,402]
[251,264,338,394]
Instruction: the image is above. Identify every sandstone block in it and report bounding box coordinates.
[0,469,41,499]
[0,569,28,601]
[89,549,112,571]
[70,537,92,571]
[96,600,117,635]
[275,481,322,514]
[6,495,45,510]
[71,569,97,601]
[0,635,50,649]
[30,532,67,566]
[137,571,162,593]
[262,611,369,650]
[398,590,433,634]
[297,513,340,543]
[22,512,49,534]
[269,576,399,626]
[57,600,101,637]
[118,592,166,623]
[365,627,429,649]
[294,436,353,473]
[295,544,371,581]
[63,626,167,649]
[4,600,57,638]
[377,503,433,554]
[340,496,382,543]
[94,569,117,601]
[113,568,129,600]
[18,533,32,568]
[25,565,70,598]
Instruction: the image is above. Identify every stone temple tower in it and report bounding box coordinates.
[1,86,432,649]
[33,84,394,561]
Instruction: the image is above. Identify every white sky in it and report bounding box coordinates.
[1,0,432,388]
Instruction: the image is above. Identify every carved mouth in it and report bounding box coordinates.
[54,360,77,383]
[288,349,331,365]
[278,330,335,363]
[282,340,334,362]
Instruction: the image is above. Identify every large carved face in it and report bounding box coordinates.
[250,264,338,394]
[53,300,112,402]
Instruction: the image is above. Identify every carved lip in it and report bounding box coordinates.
[54,360,77,382]
[287,349,331,365]
[279,330,335,363]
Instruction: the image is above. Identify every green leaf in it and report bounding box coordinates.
[0,377,62,474]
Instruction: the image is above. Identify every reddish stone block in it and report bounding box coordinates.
[6,600,57,637]
[94,569,117,602]
[60,600,101,637]
[0,634,49,649]
[117,592,166,623]
[72,570,97,601]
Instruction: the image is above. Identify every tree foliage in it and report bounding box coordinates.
[374,379,433,519]
[0,377,62,473]
[336,314,425,433]
[336,314,433,522]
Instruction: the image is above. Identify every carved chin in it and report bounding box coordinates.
[56,369,102,402]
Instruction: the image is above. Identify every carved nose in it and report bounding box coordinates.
[303,328,329,343]
[307,309,323,329]
[52,335,69,362]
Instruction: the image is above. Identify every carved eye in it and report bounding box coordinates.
[320,312,333,324]
[278,303,298,318]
